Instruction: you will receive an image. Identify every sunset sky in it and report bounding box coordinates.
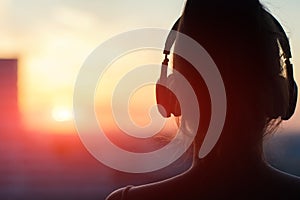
[0,0,299,134]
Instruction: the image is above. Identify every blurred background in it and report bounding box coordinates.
[0,0,299,199]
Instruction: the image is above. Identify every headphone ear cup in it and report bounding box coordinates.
[284,61,298,120]
[156,81,171,118]
[268,76,290,119]
[267,75,298,120]
[166,74,181,117]
[156,74,181,118]
[283,80,298,120]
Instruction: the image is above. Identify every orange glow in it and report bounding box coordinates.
[52,106,73,122]
[0,1,299,135]
[17,43,164,134]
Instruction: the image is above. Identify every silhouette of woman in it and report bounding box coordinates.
[106,0,300,199]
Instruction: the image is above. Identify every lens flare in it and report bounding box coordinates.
[52,106,73,122]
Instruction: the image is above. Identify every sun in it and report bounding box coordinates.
[51,106,73,122]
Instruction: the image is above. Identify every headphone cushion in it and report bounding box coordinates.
[156,74,181,118]
[284,81,298,120]
[166,74,181,117]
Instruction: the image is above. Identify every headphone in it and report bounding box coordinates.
[156,10,297,120]
[155,18,181,118]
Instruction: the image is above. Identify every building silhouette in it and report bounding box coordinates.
[0,59,116,199]
[0,59,19,130]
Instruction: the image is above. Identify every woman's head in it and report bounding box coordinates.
[172,0,297,156]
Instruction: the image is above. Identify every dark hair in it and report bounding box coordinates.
[174,0,283,158]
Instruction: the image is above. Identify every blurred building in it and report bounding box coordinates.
[0,58,25,198]
[0,59,115,199]
[0,59,19,130]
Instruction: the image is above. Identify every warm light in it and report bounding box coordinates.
[52,106,73,122]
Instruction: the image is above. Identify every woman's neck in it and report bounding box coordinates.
[189,134,265,177]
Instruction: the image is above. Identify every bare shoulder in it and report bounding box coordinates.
[267,164,300,183]
[105,187,124,200]
[105,177,183,200]
[264,164,300,197]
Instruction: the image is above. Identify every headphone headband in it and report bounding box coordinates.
[263,10,291,59]
[157,9,297,120]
